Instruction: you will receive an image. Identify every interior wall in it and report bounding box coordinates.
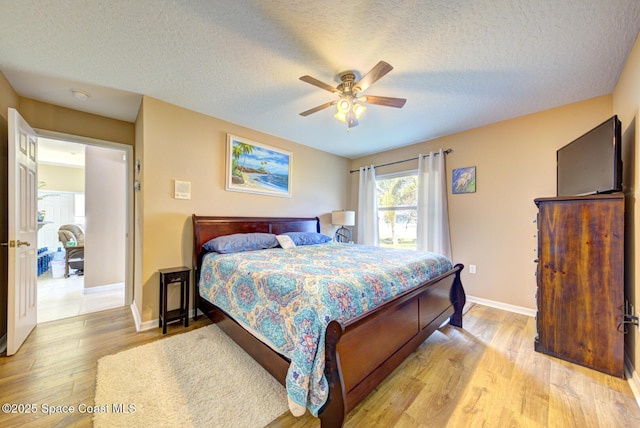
[350,95,613,311]
[18,98,134,147]
[133,100,144,320]
[38,164,84,193]
[137,96,350,323]
[84,145,126,288]
[613,32,640,379]
[0,72,18,121]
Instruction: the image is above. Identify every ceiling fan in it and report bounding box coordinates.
[299,61,407,129]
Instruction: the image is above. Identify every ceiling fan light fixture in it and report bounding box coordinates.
[352,103,366,118]
[336,98,351,113]
[299,61,406,130]
[335,97,363,128]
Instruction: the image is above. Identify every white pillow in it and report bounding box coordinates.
[276,234,296,249]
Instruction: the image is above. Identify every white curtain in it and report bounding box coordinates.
[357,165,379,246]
[417,150,452,259]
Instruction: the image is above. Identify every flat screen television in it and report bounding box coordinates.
[557,115,622,197]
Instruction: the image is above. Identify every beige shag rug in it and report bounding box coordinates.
[94,325,288,427]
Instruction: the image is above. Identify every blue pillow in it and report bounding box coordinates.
[283,232,332,246]
[203,233,278,254]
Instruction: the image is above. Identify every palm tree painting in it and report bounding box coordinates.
[226,134,292,197]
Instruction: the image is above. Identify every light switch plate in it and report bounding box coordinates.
[174,180,191,199]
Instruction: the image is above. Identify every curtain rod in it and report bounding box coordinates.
[349,149,453,173]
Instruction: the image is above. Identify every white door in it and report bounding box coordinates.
[6,108,38,356]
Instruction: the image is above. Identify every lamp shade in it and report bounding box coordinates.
[332,210,355,226]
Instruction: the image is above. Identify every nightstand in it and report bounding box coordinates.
[159,266,190,334]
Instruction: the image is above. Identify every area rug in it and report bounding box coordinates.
[94,325,288,427]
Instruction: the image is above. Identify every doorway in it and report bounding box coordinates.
[36,136,129,323]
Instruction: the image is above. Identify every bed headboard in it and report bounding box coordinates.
[192,215,320,278]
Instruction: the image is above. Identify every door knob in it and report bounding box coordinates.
[17,240,31,247]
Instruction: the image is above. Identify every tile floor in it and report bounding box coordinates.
[37,270,125,323]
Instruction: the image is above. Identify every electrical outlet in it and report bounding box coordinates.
[469,265,476,274]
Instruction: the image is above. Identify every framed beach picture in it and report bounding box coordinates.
[226,134,293,197]
[452,166,476,194]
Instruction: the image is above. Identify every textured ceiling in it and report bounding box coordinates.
[1,0,639,159]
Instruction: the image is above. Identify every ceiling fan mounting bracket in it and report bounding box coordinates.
[336,71,358,96]
[337,71,357,82]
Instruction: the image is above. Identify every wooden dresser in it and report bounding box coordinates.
[534,193,625,378]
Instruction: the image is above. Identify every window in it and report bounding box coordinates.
[377,172,418,249]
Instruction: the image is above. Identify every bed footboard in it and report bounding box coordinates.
[320,263,465,427]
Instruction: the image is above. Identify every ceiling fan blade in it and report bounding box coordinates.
[299,75,338,93]
[361,95,406,108]
[354,61,394,93]
[299,101,337,116]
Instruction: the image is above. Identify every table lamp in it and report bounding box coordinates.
[331,210,355,243]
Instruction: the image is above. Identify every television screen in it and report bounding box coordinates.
[557,115,622,197]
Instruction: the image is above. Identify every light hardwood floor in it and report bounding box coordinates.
[0,304,638,427]
[269,304,640,427]
[0,307,212,427]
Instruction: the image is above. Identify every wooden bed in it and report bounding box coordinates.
[192,215,465,427]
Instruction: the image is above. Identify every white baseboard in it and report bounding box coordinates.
[137,319,158,331]
[83,282,124,294]
[129,301,147,332]
[133,307,202,332]
[466,295,537,317]
[625,353,640,407]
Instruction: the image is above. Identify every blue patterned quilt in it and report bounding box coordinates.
[198,243,452,416]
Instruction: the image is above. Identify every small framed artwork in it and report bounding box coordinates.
[452,166,476,194]
[226,134,292,197]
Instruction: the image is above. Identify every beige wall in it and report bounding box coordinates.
[351,95,613,311]
[84,145,126,288]
[18,98,135,146]
[613,33,640,379]
[136,96,350,322]
[38,164,84,193]
[0,72,18,120]
[133,100,145,319]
